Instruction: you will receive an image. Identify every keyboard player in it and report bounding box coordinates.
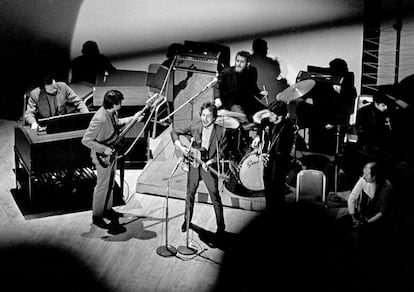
[24,74,89,130]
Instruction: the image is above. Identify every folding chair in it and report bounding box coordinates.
[295,169,327,205]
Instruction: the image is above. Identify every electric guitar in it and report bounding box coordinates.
[179,136,229,181]
[96,93,164,168]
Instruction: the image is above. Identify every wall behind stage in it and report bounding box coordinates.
[112,24,363,97]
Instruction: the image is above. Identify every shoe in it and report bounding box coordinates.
[103,208,123,220]
[216,227,225,235]
[92,216,109,229]
[107,220,126,235]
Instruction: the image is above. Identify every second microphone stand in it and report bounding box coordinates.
[177,140,197,256]
[156,158,181,257]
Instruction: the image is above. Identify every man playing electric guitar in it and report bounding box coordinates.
[82,89,146,229]
[171,101,229,234]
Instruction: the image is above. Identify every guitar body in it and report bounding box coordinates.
[96,151,116,168]
[177,136,228,180]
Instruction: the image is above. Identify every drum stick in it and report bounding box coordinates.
[263,85,268,105]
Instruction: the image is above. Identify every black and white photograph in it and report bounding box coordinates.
[1,0,414,291]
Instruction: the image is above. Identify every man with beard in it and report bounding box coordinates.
[25,75,89,129]
[171,101,228,234]
[214,50,268,123]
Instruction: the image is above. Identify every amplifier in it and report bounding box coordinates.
[174,52,219,75]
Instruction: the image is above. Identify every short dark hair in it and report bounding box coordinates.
[82,40,99,56]
[38,74,54,90]
[199,101,217,119]
[236,51,251,63]
[372,91,389,105]
[252,38,268,55]
[103,90,124,109]
[329,58,348,75]
[268,100,288,117]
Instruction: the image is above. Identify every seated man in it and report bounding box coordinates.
[214,50,268,123]
[24,75,89,129]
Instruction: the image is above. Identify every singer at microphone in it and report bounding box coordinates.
[170,101,228,234]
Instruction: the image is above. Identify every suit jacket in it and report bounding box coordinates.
[171,120,228,167]
[82,106,133,163]
[25,82,88,125]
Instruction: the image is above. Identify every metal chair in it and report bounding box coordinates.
[295,169,327,205]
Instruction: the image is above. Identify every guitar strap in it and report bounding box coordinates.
[100,112,119,146]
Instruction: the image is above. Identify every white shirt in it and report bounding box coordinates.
[348,176,377,214]
[201,124,213,150]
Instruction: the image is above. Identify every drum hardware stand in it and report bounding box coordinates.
[156,157,181,257]
[333,124,346,196]
[178,139,198,256]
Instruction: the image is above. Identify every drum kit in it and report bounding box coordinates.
[216,80,316,197]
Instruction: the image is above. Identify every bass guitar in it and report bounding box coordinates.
[96,93,163,168]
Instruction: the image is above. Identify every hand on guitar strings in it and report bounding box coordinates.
[133,111,145,121]
[260,153,269,167]
[104,147,113,156]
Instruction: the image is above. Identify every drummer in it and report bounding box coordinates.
[251,100,295,211]
[213,50,268,123]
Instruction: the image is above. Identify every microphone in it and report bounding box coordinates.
[385,117,392,130]
[206,77,218,88]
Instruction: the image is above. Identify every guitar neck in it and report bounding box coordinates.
[192,155,219,177]
[113,104,149,147]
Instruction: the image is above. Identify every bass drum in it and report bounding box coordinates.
[238,152,265,191]
[224,152,265,198]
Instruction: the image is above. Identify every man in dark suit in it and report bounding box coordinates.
[251,100,295,210]
[170,102,228,234]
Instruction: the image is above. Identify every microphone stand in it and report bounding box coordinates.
[156,157,181,257]
[160,76,218,124]
[178,138,198,256]
[333,124,344,196]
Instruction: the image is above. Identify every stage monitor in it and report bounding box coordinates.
[38,112,95,134]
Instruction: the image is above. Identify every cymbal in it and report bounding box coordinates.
[217,109,247,119]
[215,116,240,129]
[242,123,258,131]
[277,79,316,103]
[252,109,271,124]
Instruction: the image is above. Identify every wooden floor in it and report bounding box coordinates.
[1,119,262,291]
[2,118,414,291]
